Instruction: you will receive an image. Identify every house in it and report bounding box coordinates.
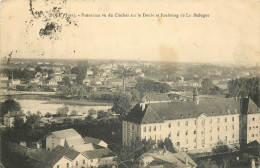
[30,78,42,85]
[135,148,197,168]
[83,78,91,86]
[53,146,88,168]
[86,69,94,76]
[83,148,116,167]
[48,78,58,86]
[46,128,83,151]
[245,140,260,156]
[123,91,260,152]
[83,136,108,148]
[9,79,21,87]
[28,149,73,168]
[4,111,27,127]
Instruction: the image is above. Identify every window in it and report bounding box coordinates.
[76,161,78,166]
[177,122,180,127]
[137,126,139,132]
[226,126,228,131]
[132,125,134,131]
[218,135,220,140]
[177,131,180,137]
[83,159,85,164]
[232,125,234,130]
[194,138,196,143]
[67,163,70,167]
[252,134,255,137]
[91,159,93,163]
[232,134,234,138]
[252,118,255,121]
[144,127,146,132]
[210,127,212,133]
[232,117,234,121]
[225,117,227,122]
[160,125,161,130]
[210,119,212,123]
[169,123,172,128]
[149,126,151,132]
[210,136,212,141]
[185,121,188,126]
[225,136,227,141]
[249,127,251,130]
[194,130,196,134]
[57,166,59,168]
[154,126,156,131]
[52,143,54,148]
[217,118,220,123]
[155,135,156,141]
[186,139,188,144]
[217,126,220,132]
[177,142,180,147]
[185,130,188,135]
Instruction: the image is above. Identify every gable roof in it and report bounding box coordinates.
[72,143,96,152]
[53,146,81,160]
[125,98,259,124]
[142,149,197,168]
[65,137,85,147]
[50,128,82,139]
[29,149,69,166]
[83,136,102,145]
[83,148,116,159]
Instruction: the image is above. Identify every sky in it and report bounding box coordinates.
[0,0,259,64]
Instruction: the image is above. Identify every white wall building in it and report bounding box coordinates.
[123,94,259,152]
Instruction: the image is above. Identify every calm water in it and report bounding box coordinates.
[16,99,112,115]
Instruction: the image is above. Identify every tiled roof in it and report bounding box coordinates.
[83,148,116,159]
[72,143,96,152]
[125,98,259,124]
[50,128,82,139]
[144,149,197,168]
[65,137,85,147]
[83,136,102,145]
[53,146,80,160]
[29,149,66,166]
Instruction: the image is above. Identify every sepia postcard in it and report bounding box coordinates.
[0,0,259,168]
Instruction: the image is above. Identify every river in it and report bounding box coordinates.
[16,99,112,115]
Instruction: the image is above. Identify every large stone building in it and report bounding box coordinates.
[123,92,260,152]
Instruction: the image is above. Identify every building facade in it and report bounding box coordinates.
[123,94,259,152]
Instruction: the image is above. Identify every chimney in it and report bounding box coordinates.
[185,157,189,166]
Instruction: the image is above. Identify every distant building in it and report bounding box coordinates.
[86,69,94,76]
[4,111,27,127]
[48,78,58,86]
[135,148,197,168]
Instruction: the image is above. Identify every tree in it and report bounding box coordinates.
[70,110,78,116]
[36,111,41,117]
[26,111,32,116]
[212,141,230,154]
[88,108,97,115]
[1,99,21,117]
[163,138,177,153]
[26,114,41,125]
[131,90,140,102]
[201,78,214,94]
[13,116,25,128]
[111,93,132,118]
[44,112,52,118]
[97,110,110,119]
[56,105,69,117]
[62,76,71,86]
[228,77,259,98]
